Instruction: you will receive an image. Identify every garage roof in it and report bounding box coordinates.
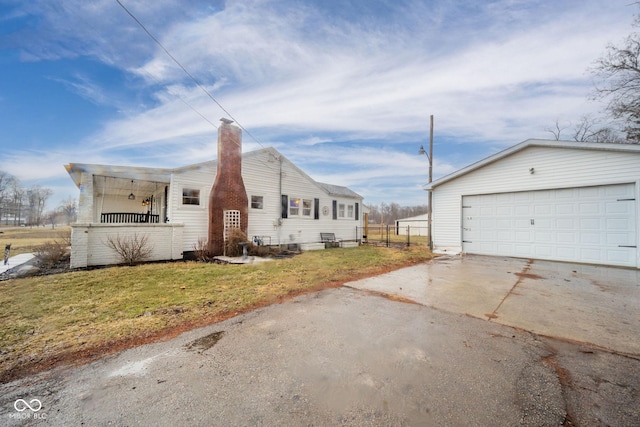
[426,139,640,190]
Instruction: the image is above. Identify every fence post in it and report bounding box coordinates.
[407,225,410,247]
[386,224,390,247]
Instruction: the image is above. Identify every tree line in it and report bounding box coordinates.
[0,171,76,227]
[364,202,427,225]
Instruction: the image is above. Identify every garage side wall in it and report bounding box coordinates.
[432,146,640,259]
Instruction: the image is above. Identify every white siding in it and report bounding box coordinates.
[246,152,361,246]
[168,149,363,252]
[169,163,216,252]
[432,146,640,264]
[71,223,184,268]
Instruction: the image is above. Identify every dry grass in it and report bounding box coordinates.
[0,226,71,257]
[0,245,433,382]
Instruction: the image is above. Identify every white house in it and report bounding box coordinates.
[426,139,640,268]
[65,121,364,268]
[395,214,428,236]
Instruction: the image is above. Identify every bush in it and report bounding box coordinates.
[193,237,213,261]
[224,228,251,257]
[105,233,153,265]
[249,244,274,257]
[36,240,70,268]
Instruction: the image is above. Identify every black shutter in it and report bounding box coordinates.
[332,200,337,220]
[314,198,320,220]
[355,202,359,221]
[281,195,288,219]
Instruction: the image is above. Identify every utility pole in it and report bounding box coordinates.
[419,115,434,251]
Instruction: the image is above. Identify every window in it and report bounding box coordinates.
[182,188,200,205]
[289,197,300,216]
[302,199,312,216]
[338,203,354,219]
[251,195,264,209]
[289,197,312,216]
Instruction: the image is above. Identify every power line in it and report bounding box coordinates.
[115,0,264,148]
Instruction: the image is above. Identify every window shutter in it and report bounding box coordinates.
[332,200,337,220]
[281,195,288,219]
[355,202,359,221]
[314,198,320,220]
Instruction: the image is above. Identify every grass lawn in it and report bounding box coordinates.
[0,245,433,383]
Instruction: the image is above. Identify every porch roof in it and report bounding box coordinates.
[65,163,172,189]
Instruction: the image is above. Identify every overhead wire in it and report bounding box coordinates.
[114,0,289,183]
[115,0,265,149]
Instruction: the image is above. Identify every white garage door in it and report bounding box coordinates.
[462,183,637,267]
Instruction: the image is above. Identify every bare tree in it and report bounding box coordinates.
[545,119,570,140]
[545,116,625,143]
[26,185,53,226]
[0,171,11,224]
[592,12,640,143]
[10,181,26,225]
[0,172,26,225]
[58,197,77,225]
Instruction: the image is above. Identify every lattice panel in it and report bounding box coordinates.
[223,210,241,242]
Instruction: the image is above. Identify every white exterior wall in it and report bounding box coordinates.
[169,163,216,252]
[168,150,363,252]
[70,223,184,268]
[246,152,361,246]
[432,146,640,255]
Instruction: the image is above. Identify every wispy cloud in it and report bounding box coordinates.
[0,0,635,207]
[78,0,633,151]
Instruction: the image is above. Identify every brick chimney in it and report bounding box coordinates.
[208,118,248,255]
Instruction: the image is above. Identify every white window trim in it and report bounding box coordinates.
[182,188,202,207]
[289,196,313,217]
[338,202,355,219]
[250,194,264,210]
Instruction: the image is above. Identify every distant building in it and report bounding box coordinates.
[395,214,428,236]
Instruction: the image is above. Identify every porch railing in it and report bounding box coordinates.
[101,212,160,224]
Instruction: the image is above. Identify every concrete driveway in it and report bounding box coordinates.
[1,255,639,426]
[349,255,640,356]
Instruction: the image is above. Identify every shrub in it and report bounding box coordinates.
[248,244,273,257]
[224,228,252,257]
[193,237,213,261]
[105,233,153,265]
[36,240,70,268]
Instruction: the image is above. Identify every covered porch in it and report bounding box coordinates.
[65,163,172,225]
[65,163,185,268]
[94,175,166,224]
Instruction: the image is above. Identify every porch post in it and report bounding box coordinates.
[77,172,95,223]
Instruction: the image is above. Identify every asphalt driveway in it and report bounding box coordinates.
[1,255,639,426]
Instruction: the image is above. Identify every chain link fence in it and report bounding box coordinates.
[358,224,430,248]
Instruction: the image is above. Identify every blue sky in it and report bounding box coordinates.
[0,0,635,210]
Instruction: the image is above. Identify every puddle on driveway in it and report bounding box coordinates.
[186,331,225,352]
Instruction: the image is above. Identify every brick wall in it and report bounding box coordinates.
[208,119,248,255]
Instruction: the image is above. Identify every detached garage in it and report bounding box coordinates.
[427,139,640,268]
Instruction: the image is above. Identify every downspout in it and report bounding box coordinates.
[278,154,283,247]
[99,176,106,223]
